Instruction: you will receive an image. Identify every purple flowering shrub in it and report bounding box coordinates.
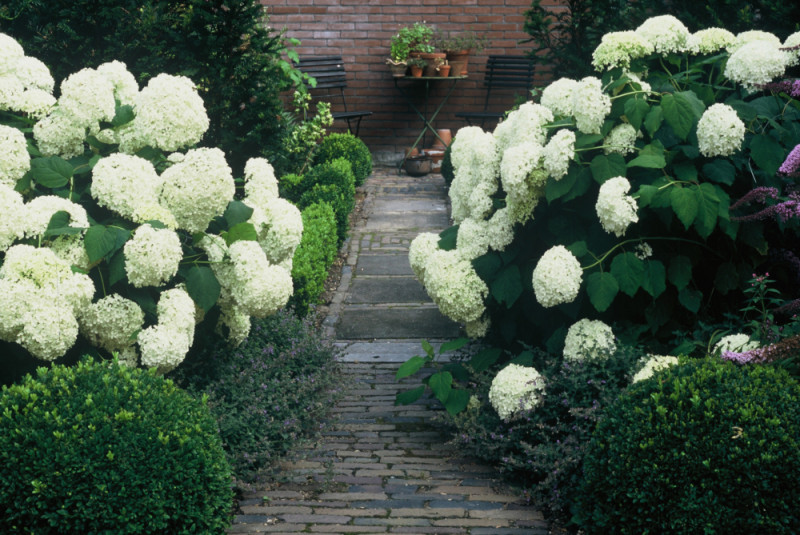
[170,308,342,484]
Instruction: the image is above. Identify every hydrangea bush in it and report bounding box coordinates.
[0,33,302,375]
[411,16,800,351]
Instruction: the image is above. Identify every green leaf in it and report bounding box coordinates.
[749,134,784,176]
[111,104,135,127]
[678,287,702,313]
[714,262,739,295]
[586,271,619,312]
[43,211,83,238]
[644,105,663,138]
[624,97,649,130]
[85,225,129,263]
[444,389,470,415]
[223,200,255,228]
[673,162,697,182]
[396,356,427,380]
[610,253,645,297]
[510,350,534,366]
[438,225,458,251]
[670,186,698,230]
[469,347,502,372]
[546,167,578,203]
[472,252,503,280]
[30,156,73,188]
[490,265,523,307]
[627,142,666,169]
[15,170,32,193]
[661,91,705,140]
[222,222,258,245]
[668,256,692,290]
[641,260,667,298]
[567,240,588,258]
[440,337,469,354]
[395,386,425,406]
[421,340,435,359]
[185,266,221,312]
[562,167,593,202]
[590,153,627,183]
[693,182,720,239]
[702,160,736,186]
[428,371,453,404]
[108,252,126,286]
[575,133,604,148]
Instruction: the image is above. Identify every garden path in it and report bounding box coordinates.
[229,167,548,534]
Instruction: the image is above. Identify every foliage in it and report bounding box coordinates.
[523,0,800,79]
[576,357,800,533]
[0,0,303,175]
[0,35,300,377]
[0,358,233,533]
[170,309,342,483]
[282,91,333,176]
[289,202,338,316]
[391,22,435,60]
[314,133,373,187]
[441,142,455,186]
[298,158,357,245]
[435,31,489,53]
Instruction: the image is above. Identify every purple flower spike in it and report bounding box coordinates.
[779,144,800,177]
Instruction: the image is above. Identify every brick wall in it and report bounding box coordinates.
[263,0,556,165]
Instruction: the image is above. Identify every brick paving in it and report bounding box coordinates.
[228,168,548,534]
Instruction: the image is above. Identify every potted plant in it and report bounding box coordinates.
[392,22,435,58]
[436,31,489,75]
[407,57,427,77]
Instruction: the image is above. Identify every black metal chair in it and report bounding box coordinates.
[294,55,372,137]
[456,55,535,127]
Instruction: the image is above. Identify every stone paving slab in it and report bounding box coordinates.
[355,255,415,276]
[363,212,451,232]
[344,277,431,304]
[336,307,461,340]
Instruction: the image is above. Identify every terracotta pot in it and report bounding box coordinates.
[420,52,446,77]
[405,147,419,158]
[446,50,470,76]
[426,148,446,173]
[431,129,452,149]
[388,62,407,77]
[409,65,423,77]
[438,64,451,77]
[404,156,432,176]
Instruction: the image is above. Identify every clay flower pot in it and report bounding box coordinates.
[446,50,470,76]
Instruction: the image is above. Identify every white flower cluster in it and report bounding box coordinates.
[724,39,790,92]
[408,232,441,286]
[785,32,800,67]
[563,318,616,362]
[532,245,583,307]
[0,245,94,361]
[572,77,611,135]
[488,363,545,420]
[124,224,183,287]
[0,33,56,119]
[596,176,638,237]
[692,28,735,55]
[0,124,29,187]
[543,129,576,180]
[421,249,488,324]
[603,123,637,156]
[592,31,654,71]
[635,15,692,55]
[713,333,759,354]
[79,294,144,356]
[728,30,781,54]
[0,184,26,251]
[91,153,165,223]
[138,287,196,372]
[500,143,546,224]
[493,102,553,152]
[449,127,499,223]
[23,195,89,239]
[696,103,745,157]
[58,68,116,129]
[540,78,578,117]
[632,354,679,383]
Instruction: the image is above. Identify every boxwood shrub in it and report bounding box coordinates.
[298,158,356,244]
[0,358,233,534]
[313,133,372,186]
[576,358,800,534]
[290,202,339,316]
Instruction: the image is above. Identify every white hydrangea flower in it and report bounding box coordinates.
[408,232,440,285]
[131,203,179,229]
[485,207,515,252]
[724,40,789,91]
[0,183,26,251]
[713,333,759,354]
[130,73,209,152]
[156,286,196,342]
[115,346,139,368]
[635,15,691,55]
[540,77,578,117]
[423,249,488,324]
[0,124,29,187]
[48,235,91,271]
[596,176,638,237]
[449,127,499,223]
[728,30,781,54]
[696,103,745,157]
[692,28,736,55]
[13,56,54,93]
[244,157,279,207]
[58,68,116,129]
[248,197,303,265]
[488,363,545,420]
[18,294,80,361]
[0,33,25,67]
[79,294,144,353]
[138,323,191,373]
[543,129,576,179]
[563,318,616,362]
[159,147,235,233]
[16,88,56,119]
[23,195,89,239]
[632,354,679,383]
[532,245,583,307]
[603,123,637,156]
[198,232,229,263]
[784,32,800,67]
[91,153,164,220]
[0,281,32,341]
[624,72,651,94]
[634,242,653,260]
[572,77,611,135]
[217,302,251,346]
[123,224,183,287]
[500,143,546,224]
[494,101,553,153]
[465,316,490,339]
[96,60,139,106]
[32,111,86,158]
[0,74,24,111]
[456,217,493,261]
[592,31,654,71]
[227,240,293,317]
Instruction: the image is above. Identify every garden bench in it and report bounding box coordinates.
[456,55,535,127]
[294,55,372,137]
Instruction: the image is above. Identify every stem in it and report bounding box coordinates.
[581,236,720,271]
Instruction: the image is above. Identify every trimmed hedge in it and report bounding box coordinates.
[0,358,233,533]
[576,358,800,534]
[298,158,356,244]
[314,133,373,186]
[290,202,339,316]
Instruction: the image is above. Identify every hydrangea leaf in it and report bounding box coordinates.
[641,260,667,298]
[627,142,666,169]
[489,265,523,307]
[644,105,663,138]
[469,347,502,373]
[678,287,702,313]
[590,153,627,183]
[586,271,619,312]
[670,186,698,230]
[85,225,130,263]
[546,166,579,202]
[440,337,469,354]
[510,350,535,366]
[624,97,649,130]
[111,104,135,127]
[30,156,73,189]
[472,252,503,280]
[748,134,784,177]
[444,389,470,415]
[107,251,126,287]
[223,200,255,228]
[668,256,692,290]
[693,183,720,239]
[396,356,426,380]
[673,162,698,182]
[428,371,453,404]
[438,225,458,251]
[395,386,425,406]
[661,91,705,141]
[43,211,82,238]
[185,265,221,312]
[610,252,644,297]
[702,160,736,186]
[222,222,258,245]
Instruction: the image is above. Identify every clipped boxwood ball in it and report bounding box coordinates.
[0,358,233,534]
[314,133,372,186]
[576,358,800,534]
[441,142,454,187]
